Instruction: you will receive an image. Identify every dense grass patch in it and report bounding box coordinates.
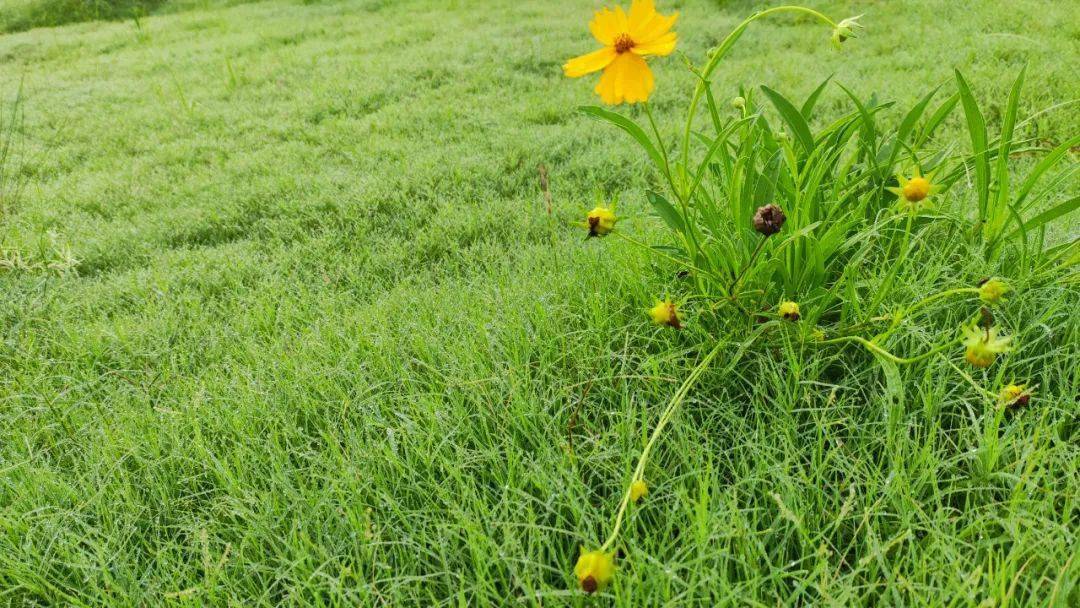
[0,0,162,33]
[0,0,1077,605]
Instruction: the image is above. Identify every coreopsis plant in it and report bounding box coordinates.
[561,0,1074,594]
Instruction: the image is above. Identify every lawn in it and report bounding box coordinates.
[0,0,1077,605]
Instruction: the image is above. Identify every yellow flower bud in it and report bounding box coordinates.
[978,278,1011,305]
[831,15,863,49]
[574,549,615,593]
[999,384,1031,407]
[648,299,682,329]
[778,301,801,321]
[630,479,648,503]
[962,324,1012,368]
[585,206,616,237]
[887,169,940,211]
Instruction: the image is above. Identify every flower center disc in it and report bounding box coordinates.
[903,177,930,202]
[614,33,634,53]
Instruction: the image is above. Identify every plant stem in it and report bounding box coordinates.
[643,102,676,195]
[820,334,959,365]
[730,236,768,295]
[600,340,725,552]
[681,6,838,170]
[876,287,980,341]
[612,231,730,294]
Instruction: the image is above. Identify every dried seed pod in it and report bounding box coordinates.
[753,204,786,236]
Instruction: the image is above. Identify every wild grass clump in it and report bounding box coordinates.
[563,0,1077,595]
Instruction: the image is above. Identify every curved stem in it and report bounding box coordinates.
[730,236,769,295]
[681,6,838,171]
[601,341,725,552]
[820,334,959,365]
[611,231,729,293]
[877,287,980,340]
[643,102,677,195]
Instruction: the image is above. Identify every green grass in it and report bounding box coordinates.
[0,0,1077,605]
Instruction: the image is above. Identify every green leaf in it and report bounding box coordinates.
[646,190,685,233]
[954,70,990,223]
[989,66,1026,239]
[760,86,815,153]
[915,93,958,147]
[886,85,939,169]
[836,83,880,165]
[579,105,667,175]
[1015,133,1080,211]
[1008,195,1080,241]
[800,75,833,120]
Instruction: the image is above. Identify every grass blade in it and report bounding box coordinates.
[579,105,667,175]
[954,70,990,224]
[761,86,815,153]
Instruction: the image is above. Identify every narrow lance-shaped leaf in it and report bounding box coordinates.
[954,70,990,223]
[761,85,815,153]
[989,66,1026,239]
[579,106,667,177]
[886,85,940,170]
[1007,195,1080,241]
[646,190,685,233]
[800,75,833,120]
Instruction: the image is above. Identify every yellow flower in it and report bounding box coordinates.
[831,15,863,49]
[887,168,940,210]
[962,324,1012,368]
[563,0,678,105]
[630,479,648,502]
[978,278,1011,305]
[999,383,1031,407]
[778,300,801,321]
[585,206,617,237]
[648,298,682,328]
[574,548,615,593]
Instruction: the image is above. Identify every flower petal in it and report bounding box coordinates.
[631,9,678,44]
[628,0,656,31]
[563,46,617,78]
[595,52,654,105]
[631,31,677,56]
[589,8,619,45]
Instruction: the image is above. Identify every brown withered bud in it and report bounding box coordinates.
[753,204,786,236]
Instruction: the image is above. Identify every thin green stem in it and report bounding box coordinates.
[681,6,838,170]
[876,287,980,341]
[600,341,725,552]
[730,236,769,295]
[820,334,959,365]
[643,102,677,195]
[611,231,729,294]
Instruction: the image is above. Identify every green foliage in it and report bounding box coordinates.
[0,0,163,32]
[0,0,1077,605]
[589,65,1076,328]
